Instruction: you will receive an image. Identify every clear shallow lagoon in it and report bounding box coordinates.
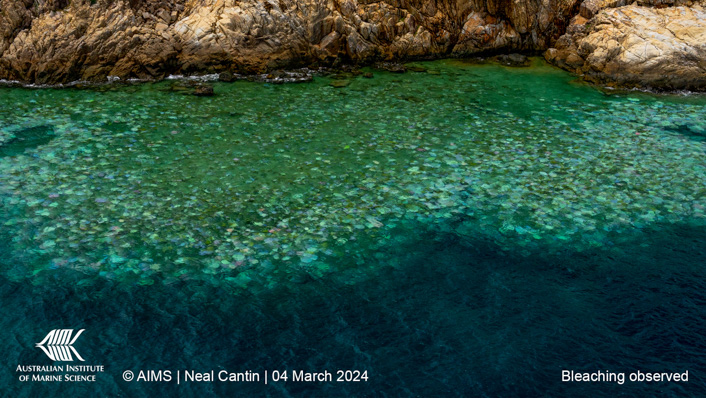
[1,59,705,396]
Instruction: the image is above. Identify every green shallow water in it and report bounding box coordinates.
[1,59,706,396]
[1,59,705,288]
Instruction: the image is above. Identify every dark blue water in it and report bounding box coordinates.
[2,218,705,397]
[2,60,706,397]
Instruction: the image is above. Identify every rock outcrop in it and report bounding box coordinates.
[0,0,580,84]
[1,0,705,89]
[546,1,706,90]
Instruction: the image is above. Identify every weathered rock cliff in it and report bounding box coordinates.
[1,0,705,89]
[0,0,579,84]
[545,1,706,90]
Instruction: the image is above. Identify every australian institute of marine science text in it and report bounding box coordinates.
[17,365,105,372]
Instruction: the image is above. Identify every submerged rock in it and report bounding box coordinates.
[329,80,350,88]
[375,63,406,73]
[193,85,214,96]
[406,65,428,72]
[495,53,530,67]
[546,4,706,90]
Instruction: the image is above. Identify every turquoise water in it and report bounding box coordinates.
[1,59,705,396]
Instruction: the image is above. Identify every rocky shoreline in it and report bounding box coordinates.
[0,0,704,90]
[545,1,706,91]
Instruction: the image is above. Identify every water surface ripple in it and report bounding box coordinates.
[1,59,705,396]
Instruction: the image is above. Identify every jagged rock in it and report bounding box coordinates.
[579,0,695,18]
[1,0,704,90]
[0,0,580,84]
[546,4,706,90]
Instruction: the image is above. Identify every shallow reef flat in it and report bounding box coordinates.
[0,59,705,291]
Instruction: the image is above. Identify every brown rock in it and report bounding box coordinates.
[0,0,582,84]
[375,62,406,73]
[193,85,214,96]
[547,5,706,90]
[218,71,236,82]
[496,53,530,67]
[2,0,703,91]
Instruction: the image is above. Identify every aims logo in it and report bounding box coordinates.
[36,329,85,362]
